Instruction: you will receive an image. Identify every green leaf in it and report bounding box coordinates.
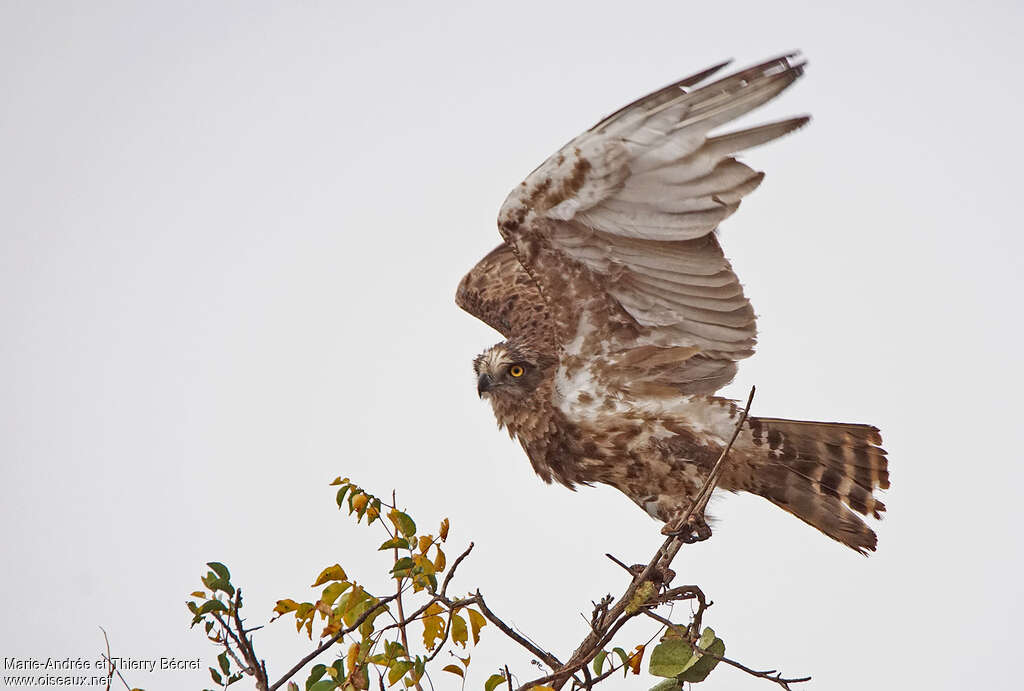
[207,562,231,583]
[648,680,682,691]
[387,660,413,686]
[679,633,725,683]
[336,485,351,508]
[484,673,506,691]
[196,599,228,616]
[379,537,410,551]
[648,639,694,678]
[287,683,299,691]
[612,647,630,676]
[307,681,338,691]
[359,601,386,638]
[593,651,608,676]
[388,510,416,538]
[210,667,223,686]
[217,651,230,676]
[306,664,327,690]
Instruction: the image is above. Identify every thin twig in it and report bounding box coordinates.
[98,627,134,691]
[441,543,474,596]
[472,591,563,671]
[603,554,633,575]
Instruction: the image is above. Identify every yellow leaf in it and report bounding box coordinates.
[321,581,352,606]
[439,518,449,541]
[273,599,300,616]
[422,613,445,651]
[433,547,446,572]
[466,608,486,645]
[347,642,360,675]
[190,591,206,598]
[351,493,369,514]
[312,564,348,587]
[450,612,468,648]
[329,476,347,486]
[366,504,379,522]
[418,535,432,553]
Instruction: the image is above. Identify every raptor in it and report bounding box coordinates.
[456,54,889,553]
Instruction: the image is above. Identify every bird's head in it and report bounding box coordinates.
[473,340,551,401]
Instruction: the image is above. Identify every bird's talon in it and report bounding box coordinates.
[661,515,712,543]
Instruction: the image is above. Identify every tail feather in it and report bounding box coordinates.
[747,417,890,554]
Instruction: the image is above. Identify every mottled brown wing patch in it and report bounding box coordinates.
[455,243,555,352]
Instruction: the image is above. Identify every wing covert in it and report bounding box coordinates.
[455,243,555,352]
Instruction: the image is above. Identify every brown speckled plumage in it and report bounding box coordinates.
[456,54,889,554]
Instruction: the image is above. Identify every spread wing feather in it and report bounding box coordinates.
[490,55,808,394]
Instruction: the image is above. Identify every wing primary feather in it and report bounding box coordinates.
[702,117,811,158]
[590,59,734,133]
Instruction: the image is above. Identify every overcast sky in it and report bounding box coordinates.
[2,2,1023,690]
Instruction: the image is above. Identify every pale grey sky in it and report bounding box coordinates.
[2,1,1022,690]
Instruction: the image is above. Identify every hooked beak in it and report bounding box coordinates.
[477,373,493,398]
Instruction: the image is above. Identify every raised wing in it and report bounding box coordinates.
[497,55,808,394]
[456,243,555,352]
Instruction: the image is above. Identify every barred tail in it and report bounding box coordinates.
[746,417,890,554]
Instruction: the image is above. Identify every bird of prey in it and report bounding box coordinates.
[456,54,889,553]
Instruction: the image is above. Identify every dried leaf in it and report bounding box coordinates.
[627,644,645,675]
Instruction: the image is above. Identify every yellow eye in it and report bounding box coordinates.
[509,365,524,378]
